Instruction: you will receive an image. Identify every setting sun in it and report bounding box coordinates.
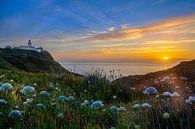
[163,56,169,60]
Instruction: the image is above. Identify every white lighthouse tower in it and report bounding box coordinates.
[28,40,32,46]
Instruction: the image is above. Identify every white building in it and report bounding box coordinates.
[15,40,43,53]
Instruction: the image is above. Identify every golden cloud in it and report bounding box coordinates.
[83,14,195,42]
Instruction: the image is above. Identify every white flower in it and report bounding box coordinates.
[162,92,172,97]
[9,110,21,119]
[58,95,75,101]
[36,103,46,108]
[26,98,33,104]
[91,101,104,109]
[132,104,141,110]
[0,83,13,91]
[10,79,14,83]
[143,86,157,95]
[57,113,64,118]
[32,94,37,97]
[58,95,66,101]
[66,96,75,101]
[185,99,192,105]
[110,106,119,111]
[0,99,7,106]
[141,103,152,109]
[163,112,170,119]
[81,100,89,106]
[40,91,50,96]
[130,87,136,90]
[172,92,180,97]
[189,96,195,104]
[112,95,117,99]
[156,95,160,98]
[118,106,126,111]
[20,86,35,95]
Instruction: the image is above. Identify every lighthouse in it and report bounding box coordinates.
[28,40,32,46]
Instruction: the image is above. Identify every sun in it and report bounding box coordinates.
[163,56,169,60]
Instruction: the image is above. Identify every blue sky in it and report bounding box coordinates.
[0,0,195,62]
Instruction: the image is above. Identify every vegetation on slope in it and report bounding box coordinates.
[0,68,195,129]
[0,48,69,74]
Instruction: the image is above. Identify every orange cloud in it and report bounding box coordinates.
[83,14,195,42]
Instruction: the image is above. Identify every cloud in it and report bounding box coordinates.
[82,14,195,42]
[120,24,128,29]
[106,27,115,32]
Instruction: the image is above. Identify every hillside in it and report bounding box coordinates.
[0,48,69,74]
[117,59,195,90]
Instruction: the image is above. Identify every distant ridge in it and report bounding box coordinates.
[117,59,195,89]
[0,48,70,74]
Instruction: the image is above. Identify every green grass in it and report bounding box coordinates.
[0,69,194,129]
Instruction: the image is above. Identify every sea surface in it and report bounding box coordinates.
[61,62,176,79]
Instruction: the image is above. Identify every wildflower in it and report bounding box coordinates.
[36,103,46,108]
[0,74,4,79]
[20,86,35,95]
[141,103,152,109]
[40,91,50,96]
[185,99,192,105]
[51,102,56,106]
[102,109,106,112]
[156,95,160,98]
[143,86,157,95]
[84,89,87,92]
[163,112,170,119]
[9,110,21,119]
[110,106,126,111]
[58,95,66,101]
[91,101,104,109]
[172,92,180,97]
[0,83,13,91]
[25,98,33,105]
[33,83,37,86]
[180,76,188,81]
[66,96,75,101]
[118,106,126,111]
[23,102,29,106]
[130,87,136,90]
[58,95,75,102]
[162,91,172,97]
[132,104,141,110]
[15,106,19,109]
[0,99,7,106]
[134,125,141,129]
[109,106,119,111]
[10,79,14,83]
[112,95,117,99]
[32,94,37,97]
[189,96,195,104]
[57,113,64,118]
[81,100,89,106]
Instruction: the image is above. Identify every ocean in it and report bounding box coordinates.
[60,62,176,79]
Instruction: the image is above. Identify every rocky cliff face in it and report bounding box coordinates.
[0,48,69,74]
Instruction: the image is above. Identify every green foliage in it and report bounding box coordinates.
[0,69,194,129]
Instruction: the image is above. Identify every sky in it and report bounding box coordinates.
[0,0,195,63]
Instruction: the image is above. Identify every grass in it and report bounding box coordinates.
[0,69,194,129]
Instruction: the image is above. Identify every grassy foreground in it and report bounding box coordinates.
[0,69,194,129]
